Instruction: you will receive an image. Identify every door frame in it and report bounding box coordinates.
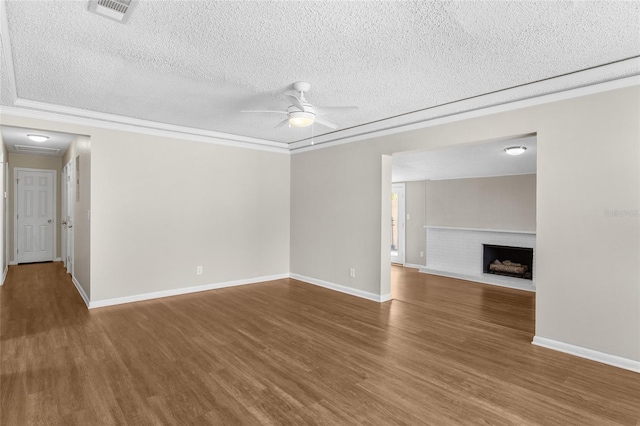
[61,163,67,268]
[63,158,75,275]
[13,167,57,264]
[5,162,9,269]
[391,182,406,264]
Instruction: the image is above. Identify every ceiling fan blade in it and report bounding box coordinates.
[275,118,290,128]
[314,106,359,115]
[286,94,305,111]
[241,110,287,114]
[314,116,338,130]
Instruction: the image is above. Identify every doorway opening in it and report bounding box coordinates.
[14,168,56,263]
[1,126,85,282]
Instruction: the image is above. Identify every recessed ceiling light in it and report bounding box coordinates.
[27,134,49,143]
[504,146,527,156]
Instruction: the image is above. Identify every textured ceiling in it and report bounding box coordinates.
[0,37,12,104]
[1,1,639,145]
[392,136,536,182]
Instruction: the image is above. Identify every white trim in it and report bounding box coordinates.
[0,0,18,103]
[419,268,536,292]
[71,276,90,308]
[8,261,17,266]
[391,183,406,264]
[425,225,536,235]
[290,71,640,153]
[394,171,539,184]
[88,273,290,309]
[0,265,7,286]
[54,257,62,261]
[5,162,9,270]
[290,273,391,303]
[13,98,286,149]
[0,104,289,155]
[402,263,425,269]
[532,336,640,374]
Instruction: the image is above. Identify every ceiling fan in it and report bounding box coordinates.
[241,82,358,129]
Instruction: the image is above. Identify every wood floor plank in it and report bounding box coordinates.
[1,262,639,425]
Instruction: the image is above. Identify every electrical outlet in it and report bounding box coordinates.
[349,268,356,278]
[420,251,424,258]
[407,213,411,220]
[196,266,203,275]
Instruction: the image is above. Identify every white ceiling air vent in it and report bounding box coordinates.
[15,145,61,155]
[89,0,137,24]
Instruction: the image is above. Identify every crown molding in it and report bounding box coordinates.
[290,58,640,152]
[2,100,290,154]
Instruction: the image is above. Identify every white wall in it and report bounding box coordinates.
[425,174,536,232]
[91,130,290,301]
[290,85,639,363]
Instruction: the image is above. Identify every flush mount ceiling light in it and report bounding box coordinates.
[504,146,527,156]
[27,134,49,143]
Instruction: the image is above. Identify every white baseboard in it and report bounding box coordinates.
[8,261,17,266]
[0,265,7,286]
[290,273,391,303]
[403,263,425,269]
[88,273,290,309]
[54,257,62,262]
[72,276,90,308]
[532,336,639,374]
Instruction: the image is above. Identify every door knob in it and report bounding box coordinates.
[61,221,67,225]
[68,225,73,229]
[48,220,52,223]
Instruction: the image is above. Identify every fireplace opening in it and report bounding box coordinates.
[483,244,533,280]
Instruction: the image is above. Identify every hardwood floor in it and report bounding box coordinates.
[1,262,639,425]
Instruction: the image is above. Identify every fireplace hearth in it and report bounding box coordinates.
[483,244,533,280]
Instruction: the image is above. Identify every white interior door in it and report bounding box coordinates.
[65,160,74,275]
[16,169,55,263]
[391,183,405,264]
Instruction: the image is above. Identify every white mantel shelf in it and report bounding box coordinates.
[425,226,536,235]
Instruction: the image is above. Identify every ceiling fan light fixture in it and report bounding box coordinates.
[288,111,315,128]
[27,134,49,143]
[504,146,527,156]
